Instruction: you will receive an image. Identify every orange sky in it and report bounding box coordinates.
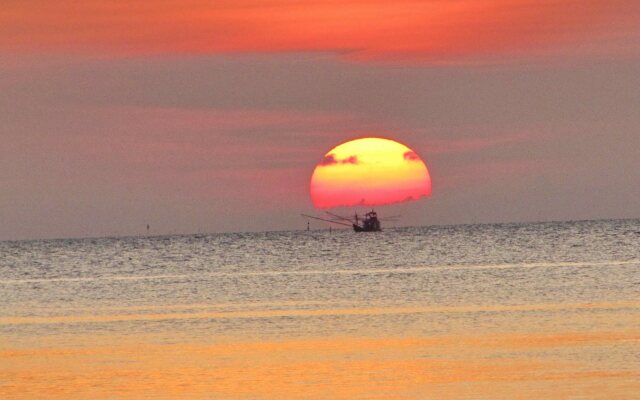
[1,0,640,239]
[2,0,639,61]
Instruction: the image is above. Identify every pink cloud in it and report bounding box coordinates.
[423,132,534,154]
[403,151,420,161]
[438,159,554,191]
[318,154,359,167]
[4,106,365,185]
[341,155,358,165]
[319,154,338,166]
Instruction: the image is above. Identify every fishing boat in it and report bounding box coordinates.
[302,210,394,232]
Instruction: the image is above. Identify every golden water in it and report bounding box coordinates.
[1,221,639,398]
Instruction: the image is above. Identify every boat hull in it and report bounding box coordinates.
[353,224,380,232]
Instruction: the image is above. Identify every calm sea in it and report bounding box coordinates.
[1,220,639,399]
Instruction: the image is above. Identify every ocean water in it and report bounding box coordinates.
[1,219,639,399]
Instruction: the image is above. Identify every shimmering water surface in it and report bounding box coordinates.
[1,220,639,399]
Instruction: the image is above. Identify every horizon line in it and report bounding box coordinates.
[2,216,638,244]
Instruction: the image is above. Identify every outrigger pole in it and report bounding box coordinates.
[324,211,353,223]
[301,214,353,228]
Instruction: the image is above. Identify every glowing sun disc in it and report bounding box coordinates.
[310,137,432,208]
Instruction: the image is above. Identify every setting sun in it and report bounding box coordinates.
[310,137,431,208]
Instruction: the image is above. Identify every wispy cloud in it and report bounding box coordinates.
[319,154,359,166]
[403,151,420,161]
[439,159,548,190]
[2,1,638,62]
[423,132,533,154]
